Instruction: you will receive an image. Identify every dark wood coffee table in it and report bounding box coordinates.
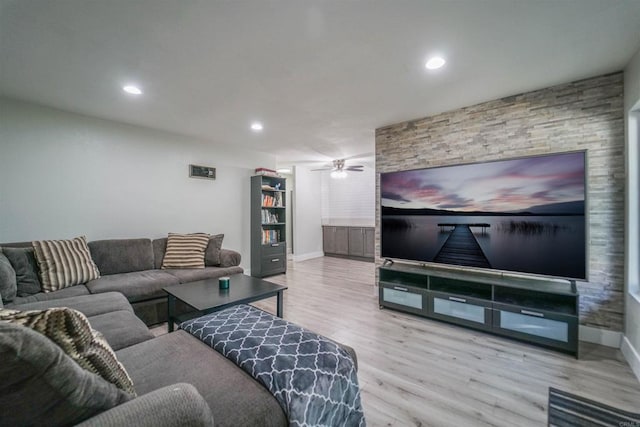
[163,273,287,332]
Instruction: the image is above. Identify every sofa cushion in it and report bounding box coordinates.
[33,236,100,292]
[165,266,244,283]
[0,322,132,426]
[205,234,224,266]
[88,238,154,275]
[152,238,168,269]
[2,246,43,296]
[86,270,180,302]
[116,330,287,427]
[87,310,155,351]
[219,248,242,267]
[0,251,17,302]
[7,284,90,306]
[75,383,215,427]
[6,292,154,351]
[162,233,210,269]
[7,291,132,316]
[0,307,136,394]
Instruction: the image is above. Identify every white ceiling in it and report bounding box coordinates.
[2,0,640,167]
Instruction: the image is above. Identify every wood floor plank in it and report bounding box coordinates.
[152,257,640,426]
[253,256,640,426]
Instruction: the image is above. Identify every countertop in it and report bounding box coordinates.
[321,219,375,228]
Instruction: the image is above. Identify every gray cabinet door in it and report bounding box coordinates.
[364,227,375,258]
[348,227,364,257]
[323,226,336,254]
[334,227,349,255]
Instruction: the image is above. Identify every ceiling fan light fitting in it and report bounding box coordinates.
[331,170,348,179]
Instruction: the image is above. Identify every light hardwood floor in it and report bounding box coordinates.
[156,257,640,426]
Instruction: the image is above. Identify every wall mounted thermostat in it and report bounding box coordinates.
[189,164,216,180]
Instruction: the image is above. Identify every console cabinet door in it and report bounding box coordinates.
[492,303,578,353]
[323,226,336,254]
[334,227,349,255]
[429,291,492,331]
[348,227,365,257]
[380,283,427,316]
[323,226,349,255]
[363,228,375,258]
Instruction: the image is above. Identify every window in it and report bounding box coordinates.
[628,109,640,298]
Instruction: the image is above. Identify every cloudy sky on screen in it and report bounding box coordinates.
[381,152,585,212]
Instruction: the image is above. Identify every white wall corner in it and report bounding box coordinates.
[579,325,622,348]
[621,336,640,382]
[292,251,324,262]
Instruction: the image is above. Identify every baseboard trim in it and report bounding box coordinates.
[621,336,640,381]
[579,325,622,348]
[292,251,324,262]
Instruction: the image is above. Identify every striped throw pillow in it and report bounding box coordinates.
[0,307,136,395]
[162,233,210,269]
[32,236,100,292]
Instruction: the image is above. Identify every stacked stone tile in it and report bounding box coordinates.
[375,72,624,331]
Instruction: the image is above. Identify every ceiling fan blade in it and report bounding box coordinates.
[310,167,333,171]
[345,166,364,171]
[342,153,374,161]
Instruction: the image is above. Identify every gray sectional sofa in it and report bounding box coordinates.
[0,236,360,426]
[2,237,244,324]
[1,291,300,426]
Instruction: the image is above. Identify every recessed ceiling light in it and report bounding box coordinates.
[123,85,143,95]
[425,57,446,70]
[251,122,263,132]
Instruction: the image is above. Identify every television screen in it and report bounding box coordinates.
[380,151,586,280]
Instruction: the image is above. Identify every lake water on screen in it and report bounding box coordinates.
[381,215,585,279]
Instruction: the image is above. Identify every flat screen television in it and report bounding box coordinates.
[380,151,586,280]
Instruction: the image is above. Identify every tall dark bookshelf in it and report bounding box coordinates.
[251,175,287,277]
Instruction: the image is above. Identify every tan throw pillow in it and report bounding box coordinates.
[162,232,210,269]
[0,307,136,395]
[32,236,100,292]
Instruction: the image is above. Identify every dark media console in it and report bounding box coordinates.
[379,263,579,357]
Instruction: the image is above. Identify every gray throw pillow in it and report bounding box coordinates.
[0,322,132,426]
[0,251,17,303]
[205,234,225,266]
[2,247,42,296]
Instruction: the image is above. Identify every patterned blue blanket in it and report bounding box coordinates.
[180,304,366,427]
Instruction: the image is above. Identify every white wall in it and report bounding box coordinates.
[0,98,276,269]
[292,166,323,261]
[320,166,375,225]
[623,47,640,380]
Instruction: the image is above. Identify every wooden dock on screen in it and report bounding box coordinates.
[434,223,491,268]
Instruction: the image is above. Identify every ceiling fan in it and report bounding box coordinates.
[311,159,364,178]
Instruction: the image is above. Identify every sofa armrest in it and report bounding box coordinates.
[219,248,241,267]
[76,383,213,427]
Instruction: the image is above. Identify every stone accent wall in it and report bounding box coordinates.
[375,72,625,331]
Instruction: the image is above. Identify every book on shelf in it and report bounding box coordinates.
[261,194,283,207]
[261,229,281,245]
[261,209,280,224]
